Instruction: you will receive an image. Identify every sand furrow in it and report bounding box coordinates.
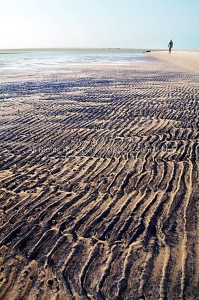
[180,160,193,299]
[0,63,198,299]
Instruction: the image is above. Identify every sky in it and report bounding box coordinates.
[0,0,198,49]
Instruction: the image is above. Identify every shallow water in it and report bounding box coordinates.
[0,48,148,71]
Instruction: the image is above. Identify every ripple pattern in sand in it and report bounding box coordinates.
[0,66,199,300]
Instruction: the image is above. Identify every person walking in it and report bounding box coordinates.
[168,39,173,54]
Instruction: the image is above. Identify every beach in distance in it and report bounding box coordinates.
[0,48,199,299]
[147,49,199,73]
[1,47,199,72]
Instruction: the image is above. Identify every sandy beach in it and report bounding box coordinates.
[147,50,199,73]
[0,55,198,299]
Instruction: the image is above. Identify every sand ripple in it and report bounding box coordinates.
[0,65,198,299]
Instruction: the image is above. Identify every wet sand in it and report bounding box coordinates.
[0,60,199,299]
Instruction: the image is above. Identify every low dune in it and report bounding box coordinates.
[147,50,199,73]
[0,61,198,299]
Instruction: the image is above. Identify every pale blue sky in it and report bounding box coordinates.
[0,0,198,49]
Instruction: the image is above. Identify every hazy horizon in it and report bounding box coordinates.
[1,48,199,51]
[0,0,199,50]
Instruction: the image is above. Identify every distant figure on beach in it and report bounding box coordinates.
[168,39,173,54]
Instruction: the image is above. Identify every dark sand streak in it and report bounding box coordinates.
[0,63,198,299]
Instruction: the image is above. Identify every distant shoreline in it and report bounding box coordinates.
[0,47,198,52]
[0,47,147,51]
[146,50,199,73]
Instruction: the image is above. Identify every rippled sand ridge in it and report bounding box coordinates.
[0,61,198,299]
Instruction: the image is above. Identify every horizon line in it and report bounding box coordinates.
[0,47,167,51]
[0,47,159,50]
[0,47,198,52]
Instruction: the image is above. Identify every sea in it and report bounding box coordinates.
[0,49,149,72]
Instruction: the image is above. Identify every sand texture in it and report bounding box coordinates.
[147,50,199,73]
[0,61,199,299]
